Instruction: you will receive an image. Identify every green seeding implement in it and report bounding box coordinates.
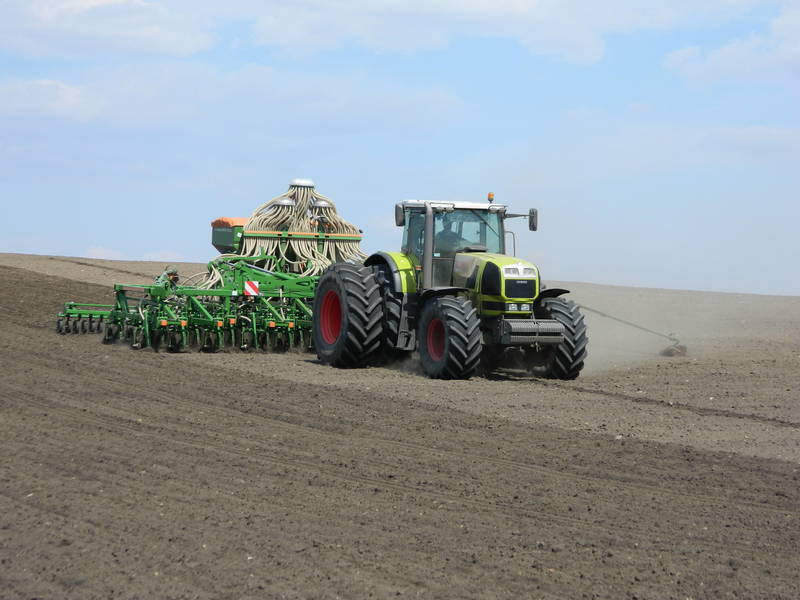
[55,179,364,352]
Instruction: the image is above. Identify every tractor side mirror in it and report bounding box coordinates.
[528,208,538,231]
[395,203,405,227]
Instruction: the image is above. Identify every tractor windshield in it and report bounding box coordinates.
[434,209,503,255]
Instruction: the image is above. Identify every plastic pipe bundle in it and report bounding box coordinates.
[241,179,365,275]
[196,179,365,289]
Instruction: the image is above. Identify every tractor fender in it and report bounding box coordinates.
[534,287,570,306]
[365,252,418,294]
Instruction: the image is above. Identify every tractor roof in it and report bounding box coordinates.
[400,199,509,212]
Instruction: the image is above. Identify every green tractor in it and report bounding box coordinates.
[312,198,587,379]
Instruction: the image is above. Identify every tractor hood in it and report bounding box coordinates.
[452,252,541,316]
[453,253,539,291]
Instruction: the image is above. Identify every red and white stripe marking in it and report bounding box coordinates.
[244,281,260,296]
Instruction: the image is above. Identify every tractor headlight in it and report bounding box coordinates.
[505,302,532,312]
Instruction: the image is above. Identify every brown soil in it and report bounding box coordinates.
[1,255,799,599]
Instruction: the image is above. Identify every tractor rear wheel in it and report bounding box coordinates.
[313,264,383,368]
[418,296,482,379]
[536,297,587,380]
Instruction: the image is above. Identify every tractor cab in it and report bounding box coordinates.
[396,199,536,289]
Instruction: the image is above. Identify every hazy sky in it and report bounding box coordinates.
[1,1,798,294]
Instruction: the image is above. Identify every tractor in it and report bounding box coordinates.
[312,197,588,379]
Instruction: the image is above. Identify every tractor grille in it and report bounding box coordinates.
[504,279,536,299]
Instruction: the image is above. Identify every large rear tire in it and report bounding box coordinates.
[313,264,383,368]
[537,297,587,380]
[418,296,482,379]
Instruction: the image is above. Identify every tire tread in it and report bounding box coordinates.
[314,264,383,368]
[541,297,588,380]
[420,296,482,379]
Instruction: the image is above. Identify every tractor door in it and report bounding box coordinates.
[400,208,455,288]
[431,215,457,287]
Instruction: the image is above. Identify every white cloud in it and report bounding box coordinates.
[0,0,775,62]
[0,0,212,57]
[435,107,800,206]
[0,79,101,120]
[666,4,800,82]
[241,0,771,62]
[0,63,464,133]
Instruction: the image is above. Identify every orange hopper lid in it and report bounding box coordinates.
[211,217,248,228]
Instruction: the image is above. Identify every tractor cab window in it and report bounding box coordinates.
[434,210,503,256]
[402,207,504,287]
[401,210,425,264]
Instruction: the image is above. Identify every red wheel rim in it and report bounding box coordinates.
[427,317,445,361]
[320,290,342,344]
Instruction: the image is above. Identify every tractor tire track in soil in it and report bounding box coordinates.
[1,264,799,599]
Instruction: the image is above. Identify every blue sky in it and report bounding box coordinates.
[1,1,798,294]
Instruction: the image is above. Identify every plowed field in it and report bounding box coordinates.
[1,254,798,599]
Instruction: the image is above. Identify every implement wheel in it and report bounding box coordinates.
[102,323,119,344]
[130,327,144,350]
[418,296,482,380]
[536,297,588,380]
[203,330,220,353]
[187,329,202,351]
[241,329,255,351]
[151,329,162,353]
[313,264,383,368]
[271,331,288,353]
[167,330,184,353]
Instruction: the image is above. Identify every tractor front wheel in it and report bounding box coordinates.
[313,264,383,368]
[535,297,588,380]
[418,296,482,379]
